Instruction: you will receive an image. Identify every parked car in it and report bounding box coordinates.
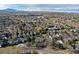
[0,41,9,47]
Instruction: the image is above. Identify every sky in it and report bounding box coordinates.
[0,4,79,12]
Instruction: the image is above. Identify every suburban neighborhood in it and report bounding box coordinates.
[0,11,79,54]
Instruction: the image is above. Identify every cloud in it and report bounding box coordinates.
[0,5,8,9]
[0,4,79,12]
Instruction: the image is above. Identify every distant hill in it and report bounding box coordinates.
[0,9,44,15]
[3,8,17,12]
[0,8,17,13]
[0,8,79,15]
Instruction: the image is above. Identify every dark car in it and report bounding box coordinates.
[0,33,12,39]
[0,41,9,47]
[7,41,16,46]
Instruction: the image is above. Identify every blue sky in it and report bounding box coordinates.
[0,4,79,12]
